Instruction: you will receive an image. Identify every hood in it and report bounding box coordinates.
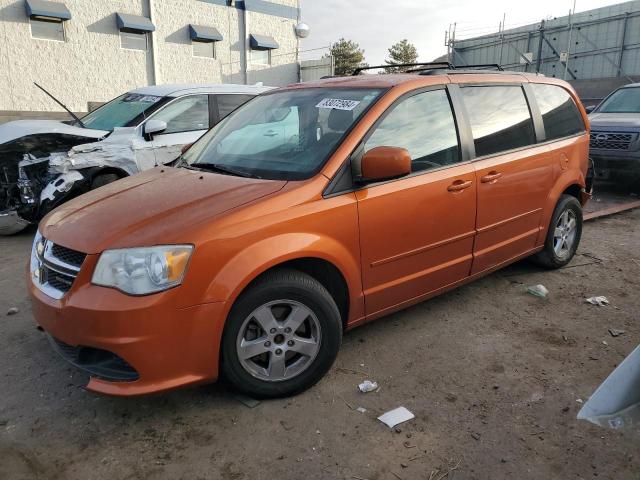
[0,120,107,144]
[40,167,286,254]
[588,112,640,129]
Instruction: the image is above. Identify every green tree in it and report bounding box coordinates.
[385,39,419,73]
[329,38,367,76]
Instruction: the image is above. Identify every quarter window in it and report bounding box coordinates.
[150,95,210,134]
[461,86,536,157]
[121,31,148,51]
[31,18,65,41]
[531,84,585,140]
[216,95,254,119]
[364,89,460,173]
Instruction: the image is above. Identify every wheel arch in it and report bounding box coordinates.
[536,172,586,245]
[90,166,129,182]
[204,233,363,331]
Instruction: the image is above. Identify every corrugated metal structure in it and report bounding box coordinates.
[450,1,640,101]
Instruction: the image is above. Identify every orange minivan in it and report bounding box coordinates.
[28,67,592,398]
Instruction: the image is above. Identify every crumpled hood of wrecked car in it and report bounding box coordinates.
[40,167,287,254]
[0,120,106,145]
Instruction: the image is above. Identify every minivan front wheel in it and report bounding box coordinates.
[532,194,583,268]
[221,269,342,398]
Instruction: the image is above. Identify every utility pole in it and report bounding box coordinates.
[564,0,577,80]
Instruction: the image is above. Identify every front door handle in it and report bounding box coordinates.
[447,180,473,192]
[481,171,502,183]
[264,130,278,137]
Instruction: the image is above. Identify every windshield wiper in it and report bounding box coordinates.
[194,163,262,179]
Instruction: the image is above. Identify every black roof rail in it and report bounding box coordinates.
[352,62,453,76]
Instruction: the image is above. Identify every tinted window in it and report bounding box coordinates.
[151,95,209,134]
[364,89,460,173]
[121,31,147,51]
[217,95,255,119]
[597,86,640,113]
[462,86,536,157]
[532,83,585,140]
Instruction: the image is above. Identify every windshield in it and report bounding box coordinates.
[597,87,640,113]
[81,93,166,131]
[183,88,384,180]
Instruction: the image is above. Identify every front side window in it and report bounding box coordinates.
[150,95,210,134]
[531,83,585,141]
[217,95,255,119]
[193,40,215,59]
[121,31,148,51]
[81,93,165,131]
[461,86,536,157]
[31,18,65,41]
[597,87,640,113]
[252,49,271,65]
[364,89,460,173]
[184,88,384,180]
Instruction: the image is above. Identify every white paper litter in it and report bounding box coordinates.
[586,296,609,306]
[377,407,415,428]
[358,380,378,393]
[356,407,367,413]
[526,284,549,298]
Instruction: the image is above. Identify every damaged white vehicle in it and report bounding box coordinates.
[0,83,271,234]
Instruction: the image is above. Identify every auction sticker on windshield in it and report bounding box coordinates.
[316,98,361,111]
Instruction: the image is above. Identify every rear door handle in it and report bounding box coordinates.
[447,180,473,192]
[264,130,278,137]
[481,171,502,183]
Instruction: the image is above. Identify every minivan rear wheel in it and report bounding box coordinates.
[221,269,342,398]
[532,194,583,269]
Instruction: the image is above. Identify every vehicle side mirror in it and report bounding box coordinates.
[359,146,411,182]
[181,143,194,154]
[585,105,596,114]
[144,119,167,139]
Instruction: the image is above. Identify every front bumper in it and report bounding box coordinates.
[28,258,227,396]
[590,150,640,179]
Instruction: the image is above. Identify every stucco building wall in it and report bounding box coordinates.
[0,0,301,116]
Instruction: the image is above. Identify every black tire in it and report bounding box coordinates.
[91,173,120,190]
[531,194,583,269]
[221,269,342,398]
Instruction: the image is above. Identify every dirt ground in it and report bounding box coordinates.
[1,201,639,480]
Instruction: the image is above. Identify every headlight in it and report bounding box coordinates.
[92,245,193,295]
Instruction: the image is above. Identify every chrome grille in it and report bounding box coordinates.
[590,131,635,151]
[31,233,85,299]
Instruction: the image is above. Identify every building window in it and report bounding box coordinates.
[30,17,65,41]
[252,49,271,66]
[193,41,215,59]
[120,31,148,51]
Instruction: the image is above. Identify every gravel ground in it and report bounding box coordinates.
[1,207,639,480]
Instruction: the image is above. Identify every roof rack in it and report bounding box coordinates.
[352,62,453,76]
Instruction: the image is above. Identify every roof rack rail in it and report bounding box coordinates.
[352,62,453,76]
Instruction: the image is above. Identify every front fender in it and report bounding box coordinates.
[203,232,364,325]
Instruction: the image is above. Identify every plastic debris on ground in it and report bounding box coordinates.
[6,307,18,315]
[358,380,378,393]
[526,284,549,298]
[356,407,367,413]
[377,407,415,428]
[578,345,640,430]
[586,296,609,306]
[609,329,625,337]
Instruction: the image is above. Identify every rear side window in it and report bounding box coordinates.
[461,86,536,157]
[531,84,585,140]
[364,89,460,173]
[217,94,255,120]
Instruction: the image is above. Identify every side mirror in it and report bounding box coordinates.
[585,105,596,114]
[359,146,411,182]
[144,119,167,139]
[181,143,194,155]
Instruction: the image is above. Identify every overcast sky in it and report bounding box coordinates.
[299,0,624,65]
